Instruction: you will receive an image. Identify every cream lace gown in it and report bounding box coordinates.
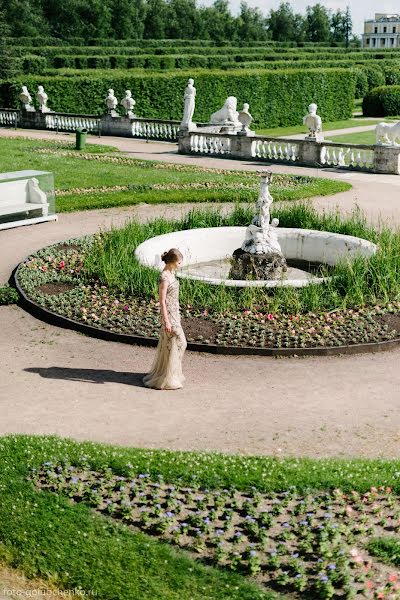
[143,270,187,390]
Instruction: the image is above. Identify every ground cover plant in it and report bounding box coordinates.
[15,203,400,352]
[0,138,350,212]
[2,435,400,600]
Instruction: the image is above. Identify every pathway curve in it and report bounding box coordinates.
[1,129,400,459]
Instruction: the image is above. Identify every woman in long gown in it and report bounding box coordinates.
[143,248,187,390]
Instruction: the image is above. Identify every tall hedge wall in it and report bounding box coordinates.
[0,68,355,128]
[363,85,400,117]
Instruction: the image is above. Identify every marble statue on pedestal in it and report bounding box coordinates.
[180,78,196,131]
[303,103,323,141]
[376,121,400,146]
[210,96,242,128]
[36,85,50,113]
[121,90,136,118]
[106,89,119,116]
[237,103,254,136]
[20,86,35,112]
[230,172,287,280]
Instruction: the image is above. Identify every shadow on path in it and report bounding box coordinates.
[25,367,146,387]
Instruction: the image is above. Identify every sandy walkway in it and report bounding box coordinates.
[1,129,400,459]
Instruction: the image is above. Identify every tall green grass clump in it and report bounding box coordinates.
[83,203,400,315]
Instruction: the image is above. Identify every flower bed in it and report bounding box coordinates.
[15,231,400,355]
[33,460,400,599]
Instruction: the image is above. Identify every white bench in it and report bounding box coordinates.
[0,170,57,230]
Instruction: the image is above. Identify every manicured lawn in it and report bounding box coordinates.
[257,119,380,138]
[2,435,400,599]
[0,138,351,212]
[328,130,376,145]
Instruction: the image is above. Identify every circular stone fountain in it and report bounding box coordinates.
[135,173,377,289]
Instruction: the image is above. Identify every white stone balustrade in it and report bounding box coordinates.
[45,113,100,133]
[131,119,180,141]
[179,130,400,175]
[252,138,300,162]
[0,110,18,127]
[320,144,375,170]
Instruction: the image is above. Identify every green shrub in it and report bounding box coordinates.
[21,54,47,74]
[352,67,369,99]
[0,67,355,128]
[0,284,19,305]
[363,85,400,116]
[360,64,386,91]
[384,64,400,85]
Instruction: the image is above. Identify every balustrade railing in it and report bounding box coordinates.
[179,130,394,173]
[190,132,232,155]
[131,118,180,141]
[320,143,375,171]
[252,138,300,162]
[45,113,100,134]
[0,110,18,128]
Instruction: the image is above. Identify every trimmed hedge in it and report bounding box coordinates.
[0,68,355,128]
[363,85,400,116]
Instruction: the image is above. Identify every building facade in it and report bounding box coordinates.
[362,13,400,48]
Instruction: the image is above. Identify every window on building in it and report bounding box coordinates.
[381,38,386,46]
[393,27,397,33]
[384,26,387,33]
[391,38,395,46]
[374,26,378,33]
[373,38,376,47]
[366,37,370,45]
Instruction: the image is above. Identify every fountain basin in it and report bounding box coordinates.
[134,227,377,288]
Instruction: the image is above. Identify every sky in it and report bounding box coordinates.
[199,0,400,35]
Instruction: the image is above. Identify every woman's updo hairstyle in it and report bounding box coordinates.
[161,248,183,264]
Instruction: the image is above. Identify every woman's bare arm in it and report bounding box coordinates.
[159,278,172,333]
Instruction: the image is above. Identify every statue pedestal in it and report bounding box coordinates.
[230,248,287,281]
[306,134,324,142]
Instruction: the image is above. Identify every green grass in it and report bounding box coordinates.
[83,202,400,315]
[0,138,351,212]
[3,435,400,599]
[0,435,279,600]
[257,118,380,138]
[367,538,400,566]
[4,435,400,598]
[328,130,376,145]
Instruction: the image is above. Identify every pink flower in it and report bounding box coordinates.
[267,313,274,321]
[389,575,398,583]
[123,305,129,311]
[58,260,65,270]
[41,266,47,272]
[203,309,209,316]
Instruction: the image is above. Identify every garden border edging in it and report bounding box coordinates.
[13,263,400,358]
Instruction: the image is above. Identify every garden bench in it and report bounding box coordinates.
[0,170,57,230]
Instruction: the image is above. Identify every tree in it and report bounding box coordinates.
[143,0,168,39]
[165,0,201,40]
[305,3,330,43]
[267,2,304,42]
[111,0,146,39]
[236,2,268,41]
[199,0,236,42]
[344,6,353,48]
[0,9,21,79]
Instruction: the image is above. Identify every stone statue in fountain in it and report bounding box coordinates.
[303,103,323,141]
[105,89,119,116]
[180,78,196,131]
[230,172,287,280]
[36,85,51,113]
[121,90,136,118]
[20,86,35,112]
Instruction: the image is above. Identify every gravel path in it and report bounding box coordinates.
[1,129,400,459]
